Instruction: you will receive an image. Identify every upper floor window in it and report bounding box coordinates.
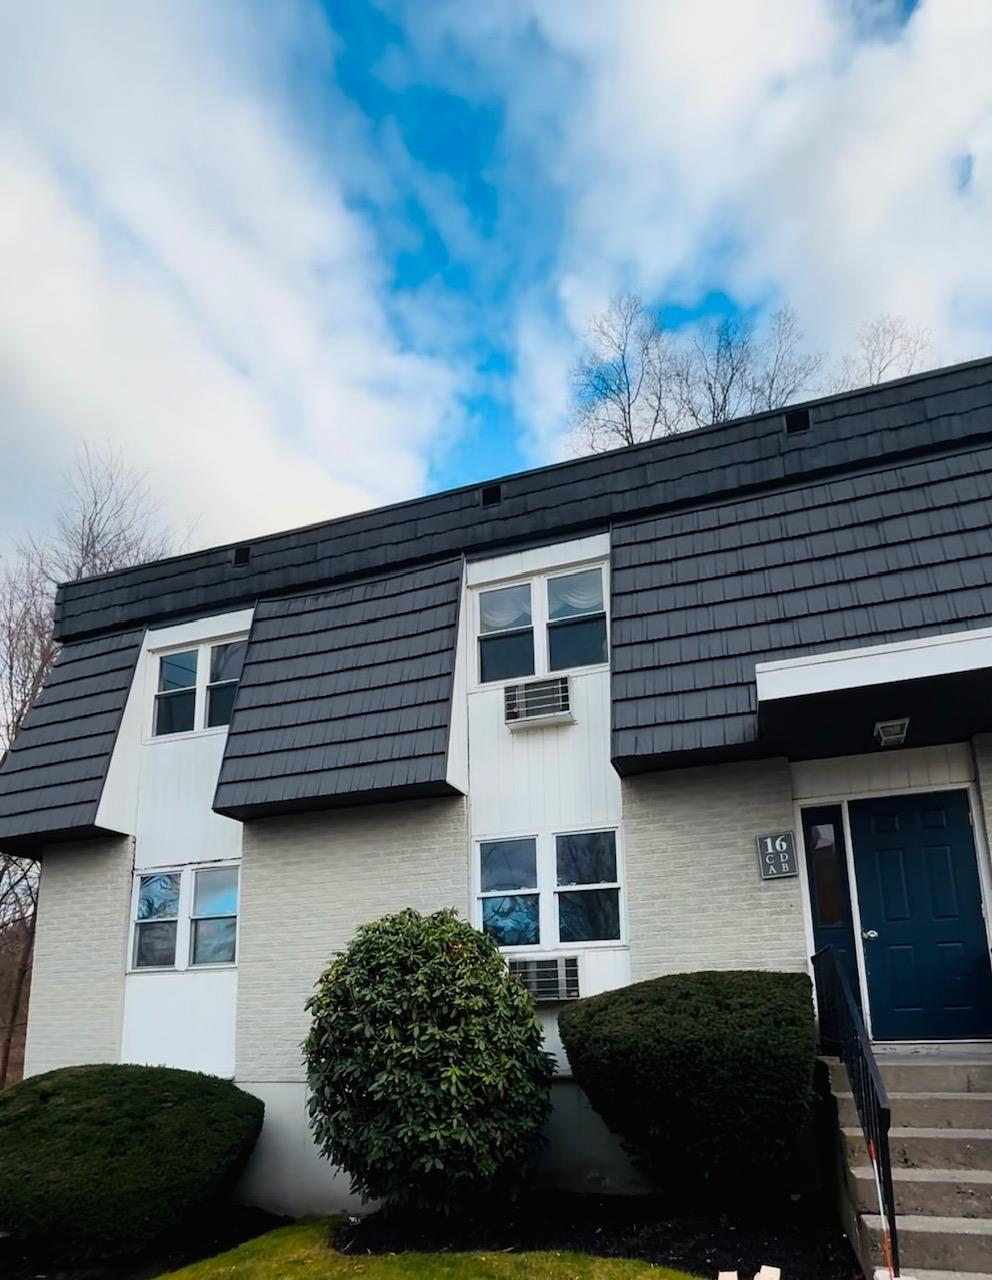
[152,638,247,737]
[132,863,239,969]
[477,564,607,684]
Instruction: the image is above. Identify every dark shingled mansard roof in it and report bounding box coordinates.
[213,559,463,818]
[0,629,143,849]
[611,442,992,771]
[2,355,992,849]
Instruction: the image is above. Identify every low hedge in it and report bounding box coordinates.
[0,1063,263,1261]
[558,970,816,1197]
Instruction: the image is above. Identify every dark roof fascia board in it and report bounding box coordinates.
[0,822,129,857]
[53,357,992,642]
[214,778,462,822]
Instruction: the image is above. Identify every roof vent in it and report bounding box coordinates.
[508,955,580,1002]
[784,408,811,435]
[874,717,910,748]
[232,545,252,567]
[480,483,502,508]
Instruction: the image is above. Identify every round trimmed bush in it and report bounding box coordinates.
[0,1063,263,1261]
[303,907,555,1213]
[558,970,815,1197]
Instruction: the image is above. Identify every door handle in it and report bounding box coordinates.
[862,929,879,940]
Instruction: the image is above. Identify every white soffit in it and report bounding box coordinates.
[755,626,992,703]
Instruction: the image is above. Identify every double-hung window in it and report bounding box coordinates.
[131,864,239,969]
[152,638,247,737]
[477,564,607,684]
[477,828,623,949]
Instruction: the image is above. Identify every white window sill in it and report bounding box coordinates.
[471,661,610,695]
[142,725,230,747]
[127,963,238,976]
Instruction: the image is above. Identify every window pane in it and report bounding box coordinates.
[191,917,237,965]
[206,682,238,728]
[548,616,607,670]
[558,888,621,942]
[480,839,537,892]
[479,583,531,634]
[482,895,540,947]
[194,867,239,917]
[210,640,247,684]
[159,649,198,692]
[137,873,180,920]
[548,568,603,620]
[479,630,535,683]
[556,831,617,886]
[810,823,845,928]
[134,920,177,967]
[154,689,196,735]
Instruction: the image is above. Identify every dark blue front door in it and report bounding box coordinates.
[850,790,992,1040]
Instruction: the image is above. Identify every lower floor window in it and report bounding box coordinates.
[132,863,239,970]
[477,828,622,948]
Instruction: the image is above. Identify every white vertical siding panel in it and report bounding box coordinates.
[468,670,620,836]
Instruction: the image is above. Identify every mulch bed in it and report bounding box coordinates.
[334,1192,864,1280]
[0,1206,288,1280]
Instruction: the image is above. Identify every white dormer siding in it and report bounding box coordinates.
[459,533,629,1065]
[100,608,254,1078]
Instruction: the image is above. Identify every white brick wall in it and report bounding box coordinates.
[24,837,132,1076]
[622,759,808,981]
[235,796,469,1083]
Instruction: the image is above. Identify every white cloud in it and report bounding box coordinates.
[0,0,465,550]
[404,0,992,451]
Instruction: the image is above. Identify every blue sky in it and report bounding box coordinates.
[0,0,989,550]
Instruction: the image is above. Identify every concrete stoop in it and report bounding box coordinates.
[828,1055,992,1278]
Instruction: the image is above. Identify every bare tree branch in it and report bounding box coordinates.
[832,313,932,392]
[570,294,686,452]
[571,296,931,454]
[0,442,173,1086]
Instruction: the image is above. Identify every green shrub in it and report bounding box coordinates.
[0,1063,263,1261]
[558,969,815,1197]
[303,907,555,1213]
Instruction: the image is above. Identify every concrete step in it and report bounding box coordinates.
[851,1166,992,1218]
[862,1213,992,1274]
[844,1126,992,1170]
[878,1062,992,1095]
[829,1059,992,1095]
[911,1271,992,1280]
[838,1092,992,1130]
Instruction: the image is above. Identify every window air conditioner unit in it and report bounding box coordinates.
[504,676,572,728]
[508,955,580,1003]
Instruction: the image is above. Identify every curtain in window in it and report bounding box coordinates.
[548,569,602,619]
[480,584,531,632]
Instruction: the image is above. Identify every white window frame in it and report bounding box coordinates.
[472,559,609,689]
[145,631,248,742]
[473,823,625,953]
[128,861,240,973]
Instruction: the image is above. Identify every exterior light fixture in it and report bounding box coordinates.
[874,717,910,748]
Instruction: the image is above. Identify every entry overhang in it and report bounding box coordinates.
[756,627,992,760]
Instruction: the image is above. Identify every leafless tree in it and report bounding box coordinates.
[832,313,931,391]
[0,443,171,1086]
[571,298,824,452]
[0,858,36,1088]
[570,294,686,451]
[571,296,934,453]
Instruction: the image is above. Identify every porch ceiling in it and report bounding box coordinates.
[757,666,992,760]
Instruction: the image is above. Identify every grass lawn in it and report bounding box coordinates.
[158,1221,704,1280]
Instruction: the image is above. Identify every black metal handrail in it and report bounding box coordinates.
[812,946,901,1279]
